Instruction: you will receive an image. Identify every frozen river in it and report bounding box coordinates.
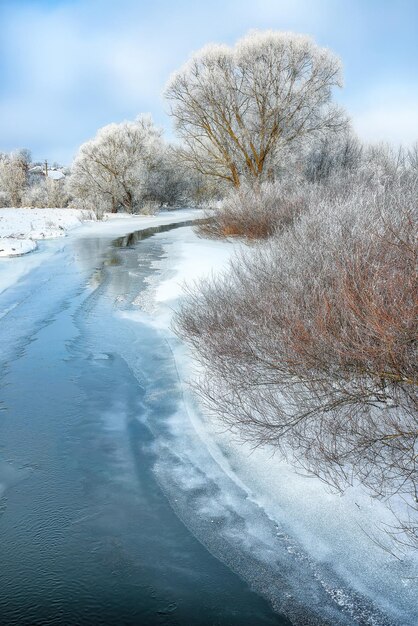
[0,216,416,625]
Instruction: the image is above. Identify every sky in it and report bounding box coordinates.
[0,0,417,164]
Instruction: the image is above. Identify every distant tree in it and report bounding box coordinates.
[166,31,347,186]
[22,177,70,208]
[0,149,31,206]
[14,148,32,173]
[69,115,164,214]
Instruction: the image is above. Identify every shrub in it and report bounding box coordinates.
[198,181,307,239]
[176,178,418,547]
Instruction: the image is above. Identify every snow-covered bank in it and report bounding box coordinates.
[75,207,203,239]
[0,207,94,257]
[133,226,236,326]
[0,207,202,257]
[125,226,418,626]
[0,238,37,257]
[0,207,202,295]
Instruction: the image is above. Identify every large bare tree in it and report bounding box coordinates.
[166,31,346,186]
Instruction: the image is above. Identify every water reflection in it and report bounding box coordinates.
[73,219,207,294]
[113,219,200,248]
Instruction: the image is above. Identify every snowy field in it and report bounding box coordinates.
[0,207,95,257]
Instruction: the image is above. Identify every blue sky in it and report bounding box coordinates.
[1,0,417,164]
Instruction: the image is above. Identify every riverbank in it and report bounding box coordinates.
[0,207,207,258]
[0,207,202,295]
[125,226,418,626]
[0,207,96,257]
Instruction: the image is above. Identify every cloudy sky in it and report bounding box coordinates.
[1,0,417,164]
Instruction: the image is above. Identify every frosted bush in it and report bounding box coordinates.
[176,178,418,548]
[0,151,30,207]
[198,180,307,239]
[21,178,70,208]
[0,191,10,208]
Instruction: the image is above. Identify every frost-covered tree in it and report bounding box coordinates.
[22,177,70,208]
[143,145,221,208]
[70,115,164,214]
[0,149,31,206]
[166,31,347,186]
[408,142,418,173]
[136,144,187,208]
[304,131,363,182]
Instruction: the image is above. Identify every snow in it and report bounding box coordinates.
[29,165,44,174]
[0,207,203,294]
[156,240,232,302]
[0,206,203,259]
[47,170,65,180]
[134,227,237,326]
[0,207,94,257]
[75,208,203,239]
[124,226,418,625]
[0,238,37,257]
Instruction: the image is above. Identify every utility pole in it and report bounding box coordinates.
[44,159,48,177]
